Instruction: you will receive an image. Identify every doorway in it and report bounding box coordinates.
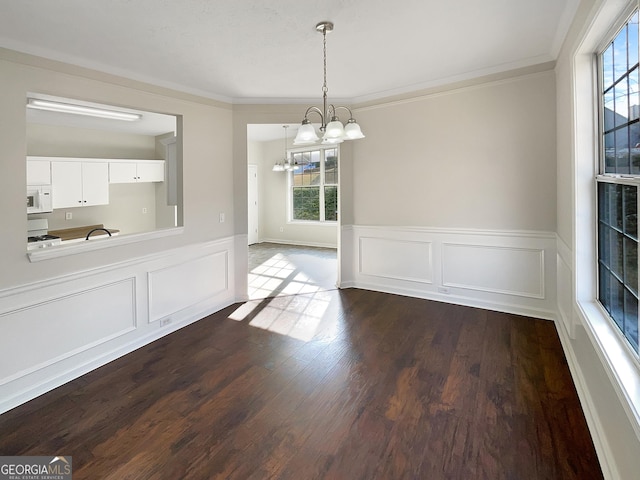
[246,123,338,299]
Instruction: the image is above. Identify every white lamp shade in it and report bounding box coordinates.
[324,119,345,139]
[344,121,365,140]
[294,123,319,144]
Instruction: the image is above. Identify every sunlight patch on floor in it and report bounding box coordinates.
[248,291,332,341]
[235,251,338,341]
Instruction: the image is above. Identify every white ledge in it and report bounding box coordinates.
[577,300,640,442]
[27,227,184,263]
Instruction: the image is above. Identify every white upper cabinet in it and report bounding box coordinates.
[51,160,109,208]
[109,160,165,183]
[26,159,52,185]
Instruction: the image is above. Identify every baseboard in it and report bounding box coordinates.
[553,316,617,480]
[342,282,556,321]
[258,238,337,249]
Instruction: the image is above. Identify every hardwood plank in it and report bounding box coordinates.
[0,289,603,479]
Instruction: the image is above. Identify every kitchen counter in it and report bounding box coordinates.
[49,224,120,242]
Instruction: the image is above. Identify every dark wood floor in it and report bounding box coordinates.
[0,289,603,479]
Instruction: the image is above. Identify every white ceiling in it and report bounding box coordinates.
[0,0,579,105]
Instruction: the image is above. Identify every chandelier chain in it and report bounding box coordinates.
[322,28,328,95]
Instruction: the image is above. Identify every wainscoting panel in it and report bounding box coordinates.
[359,237,432,284]
[341,225,557,320]
[0,237,236,415]
[556,236,576,339]
[442,244,544,298]
[148,251,228,322]
[0,278,136,385]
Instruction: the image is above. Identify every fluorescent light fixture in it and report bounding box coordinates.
[27,98,142,121]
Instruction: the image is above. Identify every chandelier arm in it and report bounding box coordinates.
[332,105,355,120]
[303,106,326,129]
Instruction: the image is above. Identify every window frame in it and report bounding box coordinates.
[287,145,339,224]
[596,6,640,358]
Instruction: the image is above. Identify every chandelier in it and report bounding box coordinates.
[293,22,365,145]
[273,125,299,172]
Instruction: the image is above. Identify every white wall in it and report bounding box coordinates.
[351,71,557,230]
[0,49,234,289]
[335,68,558,319]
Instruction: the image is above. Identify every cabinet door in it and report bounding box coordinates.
[51,161,83,208]
[82,162,109,206]
[27,160,51,185]
[109,162,138,183]
[137,161,165,182]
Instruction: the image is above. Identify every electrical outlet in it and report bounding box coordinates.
[160,317,172,327]
[279,226,284,232]
[65,212,72,220]
[219,212,225,223]
[438,287,450,294]
[142,207,147,214]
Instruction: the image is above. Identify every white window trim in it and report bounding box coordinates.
[573,0,640,442]
[287,145,339,224]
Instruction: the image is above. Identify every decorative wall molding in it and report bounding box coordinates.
[341,225,557,320]
[0,236,236,415]
[442,243,545,299]
[148,250,228,322]
[259,237,338,249]
[0,278,136,386]
[359,237,432,284]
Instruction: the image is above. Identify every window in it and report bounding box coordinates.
[290,147,338,222]
[597,9,640,353]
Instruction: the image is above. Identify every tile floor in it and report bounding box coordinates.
[248,242,337,300]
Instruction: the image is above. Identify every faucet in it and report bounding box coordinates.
[85,228,112,240]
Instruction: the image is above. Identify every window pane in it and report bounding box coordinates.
[629,12,639,68]
[611,229,624,278]
[623,185,638,238]
[629,69,639,121]
[616,125,631,173]
[325,149,338,185]
[615,84,629,128]
[599,263,612,313]
[292,186,319,221]
[611,277,625,330]
[292,151,314,186]
[603,44,614,90]
[599,182,610,224]
[604,90,615,131]
[599,223,610,267]
[624,237,638,295]
[625,289,639,350]
[324,186,338,221]
[609,184,623,230]
[309,151,321,186]
[605,132,616,172]
[614,25,629,81]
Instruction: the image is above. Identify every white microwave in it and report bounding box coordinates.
[27,185,53,214]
